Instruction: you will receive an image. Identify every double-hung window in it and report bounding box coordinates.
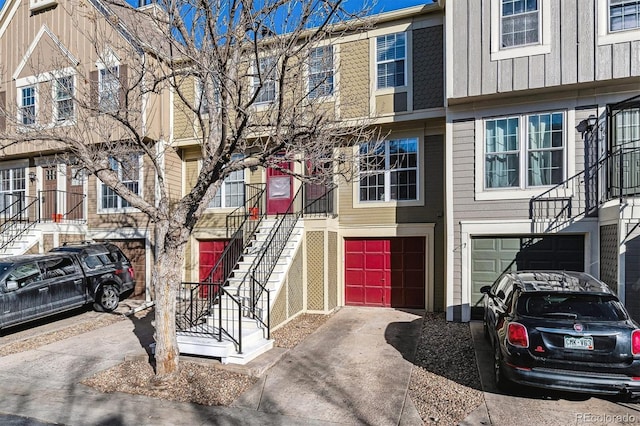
[308,46,334,99]
[100,154,141,211]
[501,0,540,48]
[253,57,276,104]
[55,76,74,122]
[376,33,406,89]
[99,66,120,112]
[359,138,418,202]
[609,0,640,31]
[20,86,36,126]
[484,112,564,190]
[0,167,26,215]
[209,154,245,208]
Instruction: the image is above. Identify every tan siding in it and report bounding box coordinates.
[173,77,196,141]
[164,145,182,204]
[339,39,369,119]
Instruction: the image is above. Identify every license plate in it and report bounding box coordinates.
[564,336,594,350]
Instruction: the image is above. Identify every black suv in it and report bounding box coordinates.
[482,270,640,398]
[0,242,135,330]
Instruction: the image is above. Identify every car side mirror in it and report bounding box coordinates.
[480,285,492,294]
[5,280,18,291]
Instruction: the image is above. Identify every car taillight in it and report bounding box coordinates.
[128,267,135,279]
[632,330,640,355]
[507,322,529,348]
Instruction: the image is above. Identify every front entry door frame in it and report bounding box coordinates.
[266,159,293,215]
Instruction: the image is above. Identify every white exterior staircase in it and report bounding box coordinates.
[177,217,304,364]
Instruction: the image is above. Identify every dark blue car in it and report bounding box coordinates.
[481,271,640,398]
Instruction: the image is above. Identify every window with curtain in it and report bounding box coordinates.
[501,0,540,48]
[610,0,640,32]
[485,112,564,189]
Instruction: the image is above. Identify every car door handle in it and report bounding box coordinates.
[39,287,48,292]
[74,279,83,285]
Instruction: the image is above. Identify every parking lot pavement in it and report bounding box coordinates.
[0,298,150,346]
[466,321,640,426]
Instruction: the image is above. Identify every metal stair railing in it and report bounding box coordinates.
[529,146,640,230]
[0,194,39,251]
[235,186,303,336]
[239,184,337,336]
[176,184,266,353]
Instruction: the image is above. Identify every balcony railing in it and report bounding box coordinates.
[39,190,86,223]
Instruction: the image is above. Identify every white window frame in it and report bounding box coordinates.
[354,136,422,208]
[0,165,27,217]
[207,154,246,210]
[97,154,142,213]
[375,32,407,90]
[19,85,37,127]
[54,74,75,124]
[475,110,570,201]
[598,0,640,44]
[307,45,335,100]
[252,56,277,105]
[98,66,120,112]
[490,0,551,60]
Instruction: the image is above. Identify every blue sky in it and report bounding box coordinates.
[0,0,435,15]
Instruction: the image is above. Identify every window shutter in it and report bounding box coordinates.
[89,70,99,112]
[119,65,128,110]
[0,91,5,132]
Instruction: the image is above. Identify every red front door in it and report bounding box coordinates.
[199,240,229,298]
[345,237,425,308]
[266,160,293,215]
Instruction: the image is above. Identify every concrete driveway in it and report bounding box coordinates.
[465,322,640,425]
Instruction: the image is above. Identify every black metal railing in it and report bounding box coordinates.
[39,190,86,223]
[237,185,304,334]
[304,183,336,216]
[175,181,335,354]
[175,184,267,353]
[0,194,39,251]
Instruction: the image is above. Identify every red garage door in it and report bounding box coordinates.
[345,237,425,308]
[199,240,229,297]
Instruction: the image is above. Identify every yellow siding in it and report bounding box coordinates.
[340,40,369,119]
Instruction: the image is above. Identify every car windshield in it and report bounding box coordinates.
[517,293,627,321]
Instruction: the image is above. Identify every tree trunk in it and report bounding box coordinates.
[152,220,187,380]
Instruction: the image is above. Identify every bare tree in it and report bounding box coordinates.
[0,0,375,381]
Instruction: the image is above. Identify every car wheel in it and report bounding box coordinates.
[94,285,119,312]
[494,344,511,391]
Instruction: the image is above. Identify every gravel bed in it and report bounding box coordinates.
[408,312,485,425]
[271,313,332,349]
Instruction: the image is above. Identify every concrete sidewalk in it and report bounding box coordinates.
[0,306,424,425]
